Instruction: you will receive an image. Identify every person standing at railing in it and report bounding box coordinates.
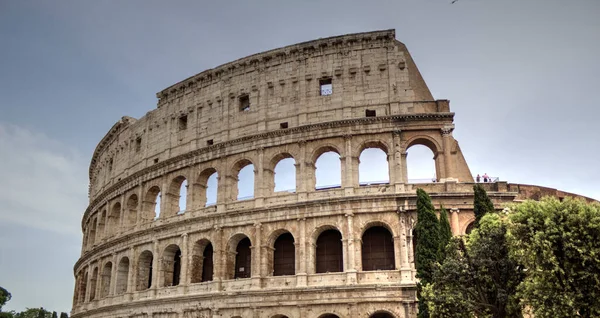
[483,173,489,182]
[476,174,481,183]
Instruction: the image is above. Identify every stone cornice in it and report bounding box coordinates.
[82,112,455,226]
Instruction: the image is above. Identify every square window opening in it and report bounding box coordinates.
[178,115,188,130]
[207,139,214,146]
[319,78,332,96]
[153,158,159,164]
[239,95,250,112]
[135,137,142,152]
[366,109,376,117]
[280,122,289,129]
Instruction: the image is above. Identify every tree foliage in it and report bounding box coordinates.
[473,184,494,227]
[423,213,524,318]
[59,313,68,318]
[415,189,441,318]
[0,287,10,312]
[508,197,600,317]
[438,206,452,261]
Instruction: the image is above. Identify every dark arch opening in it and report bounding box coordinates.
[100,262,112,298]
[273,232,295,276]
[370,312,395,318]
[202,243,214,282]
[319,315,341,318]
[136,251,153,291]
[116,257,129,295]
[316,229,343,273]
[89,267,98,300]
[466,222,475,235]
[234,237,252,279]
[162,245,181,287]
[362,226,395,271]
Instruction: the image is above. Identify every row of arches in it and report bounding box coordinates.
[84,144,436,248]
[266,313,395,318]
[75,225,397,303]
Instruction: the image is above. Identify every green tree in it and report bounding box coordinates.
[473,184,494,227]
[59,313,68,318]
[438,206,452,261]
[0,287,11,312]
[423,213,524,318]
[51,312,57,318]
[415,189,441,318]
[508,197,600,317]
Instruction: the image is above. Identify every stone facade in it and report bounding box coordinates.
[72,29,595,318]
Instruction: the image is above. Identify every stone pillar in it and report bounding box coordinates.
[407,222,415,270]
[441,126,455,181]
[252,223,262,288]
[180,233,189,286]
[110,253,118,296]
[346,213,357,285]
[160,179,169,218]
[151,240,159,289]
[401,151,409,184]
[214,226,225,290]
[296,140,307,201]
[135,186,143,229]
[393,236,402,270]
[450,208,460,235]
[399,214,410,269]
[118,195,125,235]
[255,148,265,206]
[296,218,307,287]
[342,135,357,195]
[127,246,135,294]
[85,266,92,303]
[391,130,405,191]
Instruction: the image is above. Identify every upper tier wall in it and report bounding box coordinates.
[88,29,443,200]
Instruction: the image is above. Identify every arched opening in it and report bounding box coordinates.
[274,158,296,193]
[88,219,97,248]
[79,271,88,303]
[136,251,153,291]
[359,147,389,185]
[125,194,138,228]
[370,312,396,318]
[236,162,255,200]
[107,203,120,237]
[318,314,340,318]
[316,229,343,273]
[116,257,129,295]
[271,316,290,318]
[273,232,295,276]
[406,144,437,183]
[191,240,214,283]
[167,176,187,215]
[144,186,161,220]
[100,262,112,298]
[89,267,98,300]
[362,226,395,271]
[234,237,252,279]
[315,151,341,190]
[465,221,475,235]
[198,168,218,206]
[97,210,106,240]
[162,245,182,287]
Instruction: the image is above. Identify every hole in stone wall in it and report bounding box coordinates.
[319,78,332,96]
[366,109,376,117]
[178,115,188,130]
[207,139,213,146]
[154,158,159,164]
[135,137,142,152]
[406,145,436,183]
[280,122,288,129]
[237,164,255,200]
[239,95,250,112]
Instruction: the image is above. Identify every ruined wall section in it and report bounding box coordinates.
[88,30,443,200]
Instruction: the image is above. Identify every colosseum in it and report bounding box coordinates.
[71,29,594,318]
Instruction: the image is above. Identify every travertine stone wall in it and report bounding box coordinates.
[73,30,592,318]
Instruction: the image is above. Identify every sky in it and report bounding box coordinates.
[0,0,599,313]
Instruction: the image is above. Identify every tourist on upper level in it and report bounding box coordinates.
[483,173,489,182]
[476,174,481,183]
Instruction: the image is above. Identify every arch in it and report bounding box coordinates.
[358,143,390,185]
[369,310,397,318]
[97,210,106,240]
[272,232,295,276]
[88,218,97,247]
[226,234,252,279]
[232,159,255,201]
[270,315,290,318]
[318,314,341,318]
[162,244,182,287]
[79,270,88,303]
[315,229,343,273]
[89,266,98,300]
[136,250,153,291]
[271,154,296,193]
[115,257,129,295]
[191,239,214,283]
[167,175,187,215]
[465,221,476,235]
[124,194,138,228]
[406,144,437,183]
[362,226,395,271]
[198,167,218,206]
[143,186,161,220]
[100,261,112,298]
[405,135,441,154]
[107,202,121,237]
[314,146,342,190]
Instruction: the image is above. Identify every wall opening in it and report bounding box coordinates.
[162,245,181,287]
[465,221,475,235]
[239,95,250,111]
[406,144,437,183]
[319,315,341,318]
[319,78,332,96]
[125,194,138,228]
[136,251,153,291]
[315,151,341,190]
[97,211,106,241]
[191,240,214,283]
[79,272,88,303]
[359,148,389,185]
[88,219,97,248]
[274,158,296,192]
[370,312,395,318]
[100,262,112,298]
[107,202,121,237]
[237,163,255,200]
[206,172,218,206]
[234,237,252,279]
[316,229,343,273]
[362,226,395,271]
[144,186,161,221]
[116,257,129,295]
[273,232,295,276]
[178,115,188,131]
[135,137,142,152]
[89,267,98,301]
[365,109,376,117]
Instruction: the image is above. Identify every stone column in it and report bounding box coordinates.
[346,213,357,285]
[296,218,307,287]
[180,233,189,286]
[255,148,265,207]
[342,135,357,195]
[399,214,409,269]
[118,195,125,235]
[151,240,159,290]
[110,253,118,296]
[450,208,460,235]
[296,141,307,201]
[135,186,143,229]
[401,151,409,184]
[160,179,169,218]
[252,223,262,288]
[127,246,136,294]
[441,126,455,181]
[391,130,405,191]
[214,226,224,291]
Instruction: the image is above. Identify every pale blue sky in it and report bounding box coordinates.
[1,0,599,313]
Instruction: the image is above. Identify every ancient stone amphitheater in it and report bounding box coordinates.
[72,29,592,318]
